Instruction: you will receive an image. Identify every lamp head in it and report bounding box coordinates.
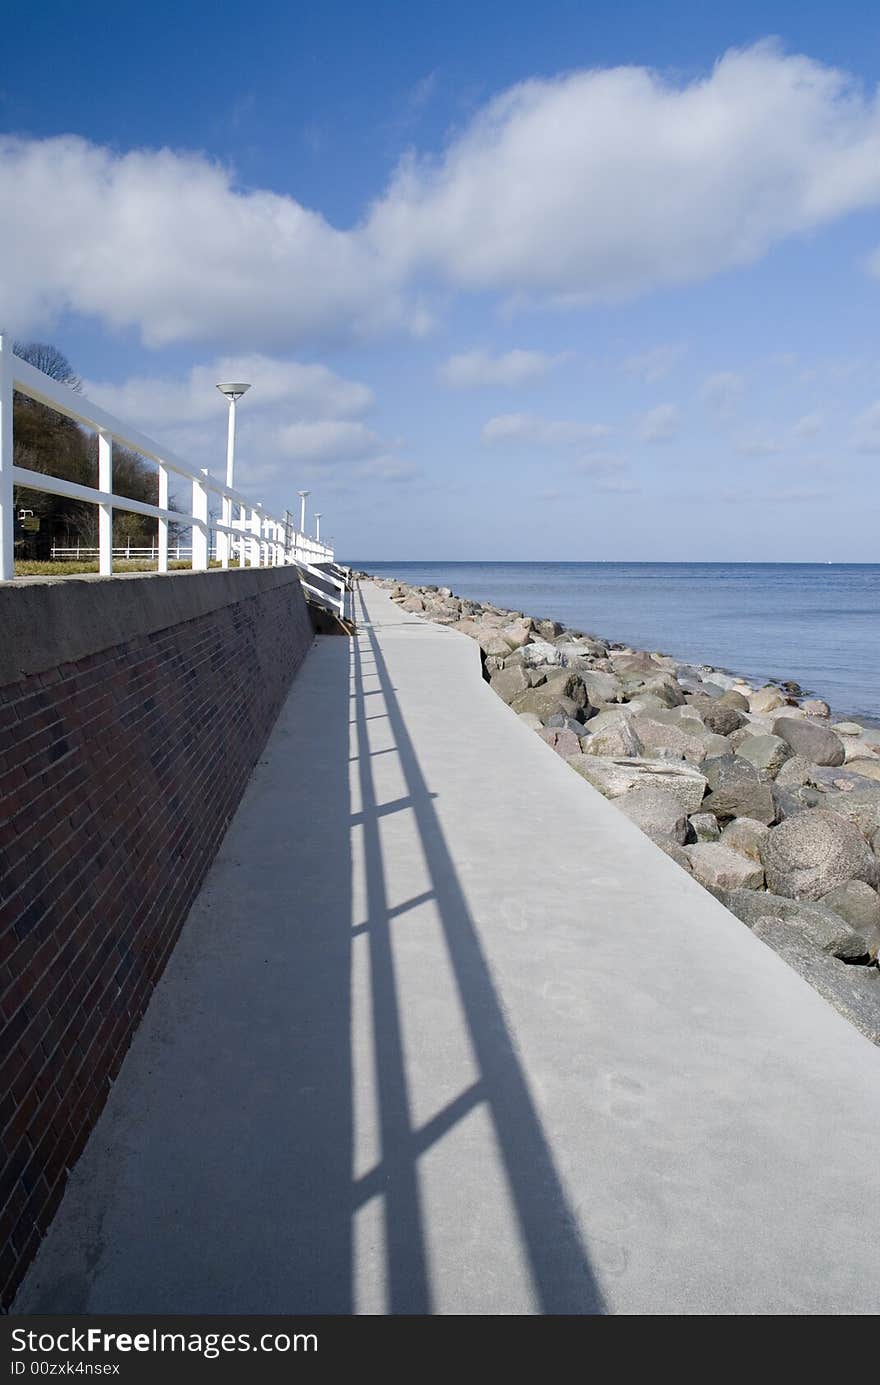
[216,382,251,401]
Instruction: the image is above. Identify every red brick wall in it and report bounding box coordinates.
[0,573,315,1306]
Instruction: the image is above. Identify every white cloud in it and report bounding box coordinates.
[439,347,566,388]
[355,456,419,482]
[574,453,627,474]
[276,420,386,464]
[793,411,824,438]
[482,412,611,448]
[852,401,880,452]
[622,344,686,383]
[5,43,880,346]
[84,353,374,429]
[701,371,745,420]
[369,42,880,304]
[637,403,679,443]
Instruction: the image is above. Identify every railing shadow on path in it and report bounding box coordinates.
[347,585,605,1314]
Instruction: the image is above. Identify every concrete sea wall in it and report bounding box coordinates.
[0,568,315,1306]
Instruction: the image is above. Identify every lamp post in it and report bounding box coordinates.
[216,382,251,567]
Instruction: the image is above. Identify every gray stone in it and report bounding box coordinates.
[760,809,879,900]
[636,675,688,708]
[749,686,788,714]
[736,734,792,778]
[719,817,771,862]
[844,758,880,783]
[579,669,624,706]
[583,716,644,758]
[488,665,530,705]
[685,843,764,891]
[517,712,544,732]
[567,755,708,812]
[654,838,693,871]
[400,594,425,613]
[615,787,689,844]
[831,722,863,737]
[749,918,880,1044]
[687,699,747,736]
[717,689,750,711]
[801,699,831,718]
[773,716,846,767]
[510,687,581,722]
[630,714,725,766]
[820,882,880,959]
[719,889,868,961]
[689,812,721,842]
[478,631,513,658]
[810,782,880,840]
[701,756,776,825]
[774,755,813,788]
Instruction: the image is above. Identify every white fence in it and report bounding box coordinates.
[0,335,348,616]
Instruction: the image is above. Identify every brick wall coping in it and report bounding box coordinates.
[0,568,303,689]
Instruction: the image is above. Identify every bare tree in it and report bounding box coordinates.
[13,341,82,392]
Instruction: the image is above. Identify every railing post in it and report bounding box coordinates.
[192,468,209,571]
[0,336,14,580]
[157,463,169,572]
[238,503,246,567]
[249,506,262,568]
[218,495,230,569]
[97,431,113,575]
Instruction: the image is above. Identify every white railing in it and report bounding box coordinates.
[0,334,344,611]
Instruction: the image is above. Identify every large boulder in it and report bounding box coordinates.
[515,639,566,668]
[567,755,708,813]
[820,881,880,958]
[772,716,845,767]
[687,698,747,736]
[488,665,530,705]
[760,809,879,900]
[717,689,750,711]
[579,669,624,707]
[510,687,581,722]
[774,754,813,788]
[583,716,644,758]
[719,888,868,960]
[719,817,771,862]
[749,686,788,714]
[612,651,661,675]
[701,756,776,824]
[499,619,533,650]
[801,699,831,718]
[400,594,425,613]
[689,812,721,842]
[844,758,880,783]
[685,843,764,891]
[810,782,880,840]
[614,786,689,844]
[478,631,514,657]
[735,734,792,778]
[630,714,728,766]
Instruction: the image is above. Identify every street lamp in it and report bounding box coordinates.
[216,382,251,567]
[314,512,322,544]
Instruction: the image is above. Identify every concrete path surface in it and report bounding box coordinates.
[15,582,880,1315]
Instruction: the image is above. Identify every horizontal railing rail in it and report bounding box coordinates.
[0,334,338,600]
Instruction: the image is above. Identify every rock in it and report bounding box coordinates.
[499,619,533,650]
[619,693,669,717]
[612,651,661,675]
[400,595,425,613]
[774,755,813,788]
[579,670,624,707]
[820,881,880,958]
[702,756,776,824]
[686,698,746,736]
[478,632,514,658]
[515,639,566,668]
[772,716,845,767]
[636,675,687,708]
[630,714,727,766]
[567,756,708,812]
[749,686,788,714]
[844,758,880,783]
[760,809,879,900]
[717,689,750,711]
[540,670,587,708]
[488,665,530,705]
[583,716,644,758]
[801,699,831,718]
[689,812,721,842]
[735,734,792,778]
[751,918,880,1044]
[538,726,582,759]
[685,843,764,891]
[831,722,863,737]
[719,889,868,960]
[545,713,588,735]
[615,786,689,844]
[534,619,564,640]
[510,687,581,723]
[719,817,770,862]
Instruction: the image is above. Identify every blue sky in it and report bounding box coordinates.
[2,0,879,560]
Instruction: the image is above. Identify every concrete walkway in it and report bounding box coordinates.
[15,582,880,1315]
